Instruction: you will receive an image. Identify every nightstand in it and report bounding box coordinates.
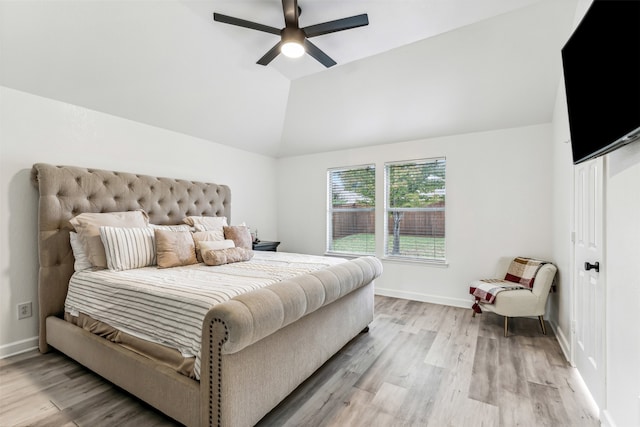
[252,241,280,252]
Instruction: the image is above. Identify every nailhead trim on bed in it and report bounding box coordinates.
[210,318,229,427]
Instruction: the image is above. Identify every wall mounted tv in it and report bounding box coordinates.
[561,0,640,165]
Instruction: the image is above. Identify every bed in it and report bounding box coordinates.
[31,163,383,427]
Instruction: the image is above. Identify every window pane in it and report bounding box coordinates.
[385,159,446,260]
[331,210,375,253]
[327,165,375,255]
[386,209,445,258]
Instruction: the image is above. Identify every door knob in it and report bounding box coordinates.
[584,261,600,272]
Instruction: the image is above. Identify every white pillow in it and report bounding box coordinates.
[69,210,149,268]
[182,215,228,227]
[198,239,235,252]
[99,226,156,271]
[182,216,227,240]
[69,232,93,271]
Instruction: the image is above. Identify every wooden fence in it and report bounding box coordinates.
[332,207,444,239]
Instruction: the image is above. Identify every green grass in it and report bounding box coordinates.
[332,233,445,258]
[331,233,376,253]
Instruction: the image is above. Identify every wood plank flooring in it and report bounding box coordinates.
[0,296,599,426]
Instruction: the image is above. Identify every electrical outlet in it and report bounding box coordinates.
[17,302,32,320]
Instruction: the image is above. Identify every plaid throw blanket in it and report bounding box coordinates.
[503,256,547,288]
[470,257,549,314]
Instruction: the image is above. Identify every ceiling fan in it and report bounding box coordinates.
[213,0,369,68]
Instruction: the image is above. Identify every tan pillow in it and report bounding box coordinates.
[154,229,197,268]
[223,225,252,250]
[192,231,230,262]
[202,247,253,266]
[69,210,149,268]
[150,224,192,232]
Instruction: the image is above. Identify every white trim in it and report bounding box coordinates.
[549,319,572,365]
[375,287,469,308]
[381,256,449,267]
[383,157,446,261]
[0,336,38,359]
[570,363,603,424]
[600,409,616,427]
[326,164,376,254]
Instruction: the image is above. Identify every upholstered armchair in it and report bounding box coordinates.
[471,257,557,337]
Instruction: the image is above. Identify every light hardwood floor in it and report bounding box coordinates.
[0,296,599,427]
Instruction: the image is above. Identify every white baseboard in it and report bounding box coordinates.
[600,409,616,427]
[549,320,572,365]
[375,287,471,309]
[0,336,38,359]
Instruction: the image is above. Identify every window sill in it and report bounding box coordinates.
[324,252,449,267]
[381,256,449,267]
[324,251,374,259]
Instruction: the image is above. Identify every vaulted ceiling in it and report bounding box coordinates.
[0,0,578,157]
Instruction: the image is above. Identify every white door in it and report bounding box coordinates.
[573,157,605,410]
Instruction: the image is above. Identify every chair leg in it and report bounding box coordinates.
[504,316,508,337]
[538,315,547,335]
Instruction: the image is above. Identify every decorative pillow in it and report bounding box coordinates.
[70,210,149,268]
[154,229,198,268]
[149,223,192,232]
[69,231,93,271]
[182,216,227,239]
[192,231,229,262]
[202,247,254,266]
[223,225,252,250]
[199,239,235,252]
[99,226,156,271]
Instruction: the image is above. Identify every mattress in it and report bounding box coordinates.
[65,251,346,379]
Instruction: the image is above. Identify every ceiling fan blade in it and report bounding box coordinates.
[303,14,369,38]
[282,0,299,28]
[257,41,283,66]
[303,39,336,68]
[213,13,281,35]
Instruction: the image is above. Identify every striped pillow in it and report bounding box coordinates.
[99,226,156,271]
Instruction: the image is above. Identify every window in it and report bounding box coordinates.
[385,158,446,261]
[327,165,375,255]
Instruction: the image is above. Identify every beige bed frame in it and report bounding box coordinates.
[31,163,382,427]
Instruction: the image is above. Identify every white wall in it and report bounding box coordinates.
[277,124,554,306]
[0,86,279,357]
[549,72,574,359]
[603,143,640,427]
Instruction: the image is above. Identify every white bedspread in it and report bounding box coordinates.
[65,251,346,379]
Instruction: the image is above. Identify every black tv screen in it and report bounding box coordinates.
[561,0,640,165]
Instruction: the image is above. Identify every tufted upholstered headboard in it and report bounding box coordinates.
[30,163,231,352]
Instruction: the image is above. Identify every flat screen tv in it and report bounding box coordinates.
[561,0,640,165]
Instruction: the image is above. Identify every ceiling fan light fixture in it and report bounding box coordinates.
[281,41,305,58]
[281,27,305,59]
[213,0,369,68]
